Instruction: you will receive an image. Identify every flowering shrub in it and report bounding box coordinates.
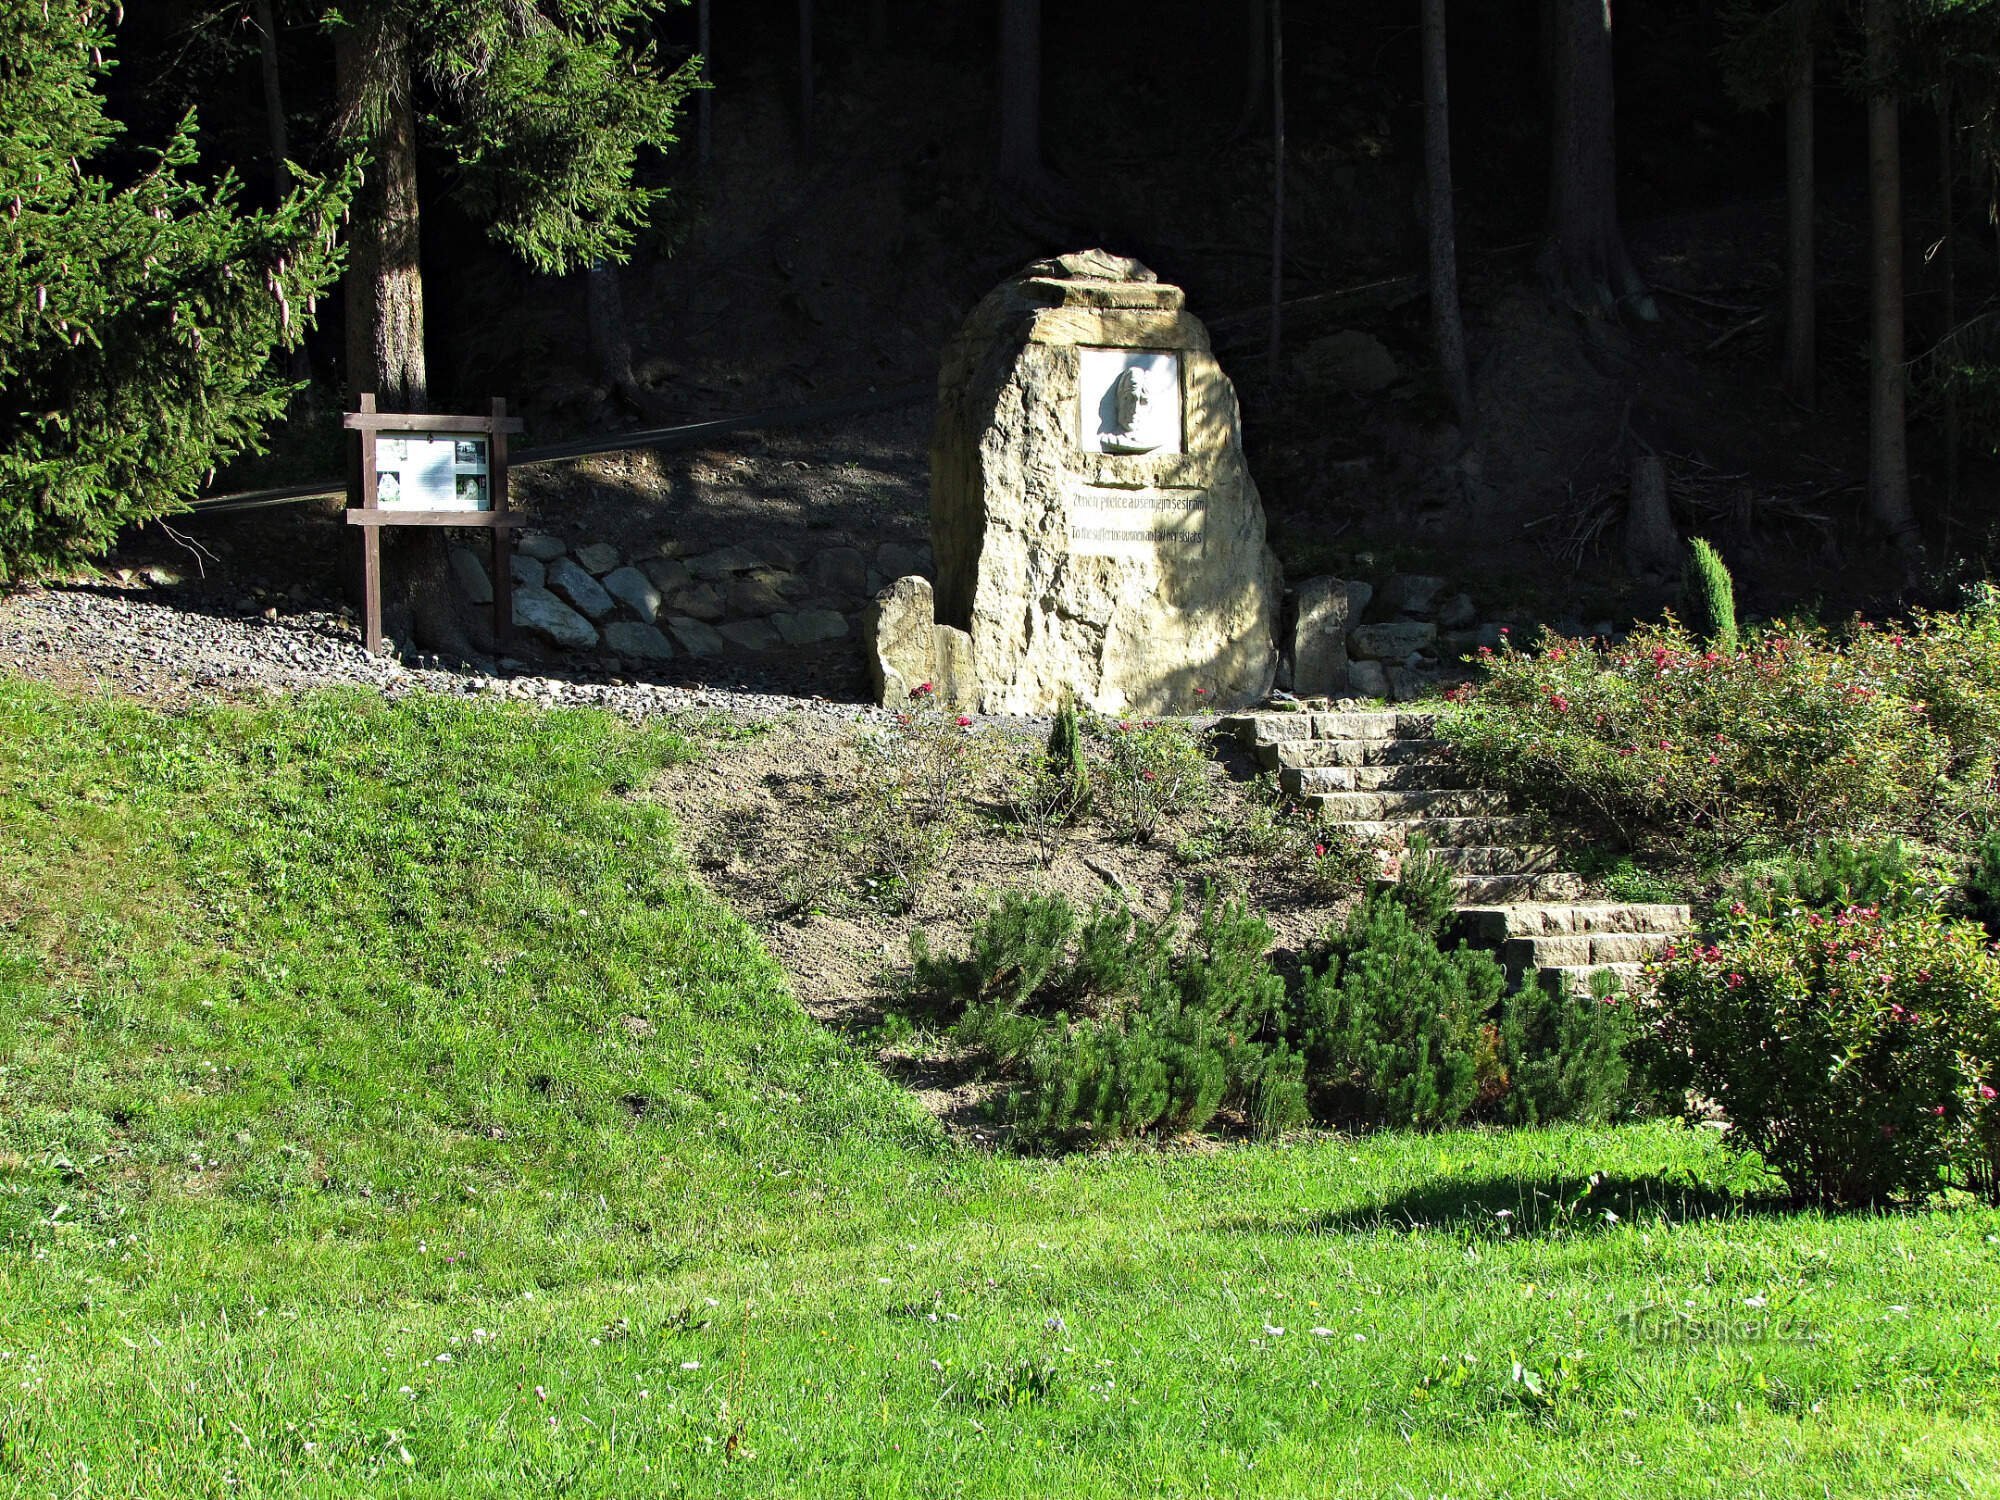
[1442,619,1951,856]
[838,683,1001,909]
[1091,716,1213,843]
[1644,905,2000,1205]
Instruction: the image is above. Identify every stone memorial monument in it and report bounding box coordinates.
[867,250,1280,714]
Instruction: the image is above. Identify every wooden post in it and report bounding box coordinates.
[489,397,513,647]
[1268,0,1285,388]
[356,392,384,654]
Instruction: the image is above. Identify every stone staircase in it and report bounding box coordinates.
[1219,707,1694,995]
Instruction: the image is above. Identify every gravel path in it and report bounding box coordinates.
[0,583,906,725]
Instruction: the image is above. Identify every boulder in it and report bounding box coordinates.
[686,544,764,580]
[513,586,598,650]
[665,616,725,657]
[1298,329,1400,393]
[754,539,804,570]
[601,565,662,623]
[864,575,943,705]
[810,545,870,598]
[642,556,691,593]
[667,582,726,622]
[876,541,927,579]
[929,251,1280,713]
[1348,659,1390,697]
[1438,591,1478,630]
[517,533,568,562]
[773,609,849,646]
[1378,573,1448,617]
[727,570,791,617]
[1350,620,1437,660]
[573,541,621,576]
[1291,577,1371,697]
[718,619,781,651]
[510,554,546,589]
[546,557,616,621]
[448,546,492,605]
[602,620,674,661]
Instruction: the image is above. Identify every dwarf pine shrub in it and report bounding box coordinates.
[1498,972,1640,1125]
[1386,834,1458,935]
[1045,696,1093,819]
[1721,837,1943,922]
[1295,892,1509,1128]
[1683,537,1739,655]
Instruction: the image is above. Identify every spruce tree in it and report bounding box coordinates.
[0,2,352,581]
[1682,537,1740,655]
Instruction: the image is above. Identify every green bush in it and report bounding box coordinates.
[1385,834,1458,935]
[1045,697,1093,820]
[1092,717,1213,843]
[1720,837,1946,922]
[1964,829,2000,938]
[1682,537,1739,656]
[1498,971,1640,1125]
[1443,619,1952,857]
[1294,893,1509,1128]
[1645,906,2000,1205]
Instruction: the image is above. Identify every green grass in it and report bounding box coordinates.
[1,680,1997,1497]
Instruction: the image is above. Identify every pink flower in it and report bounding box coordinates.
[1933,1105,1949,1117]
[1726,973,1745,989]
[955,715,973,727]
[1980,1084,1997,1101]
[1314,843,1327,858]
[1729,902,1747,916]
[1193,687,1209,696]
[912,681,934,698]
[1549,694,1571,713]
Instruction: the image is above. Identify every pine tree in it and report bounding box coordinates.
[0,1,352,582]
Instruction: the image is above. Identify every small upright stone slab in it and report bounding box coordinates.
[922,250,1280,714]
[1292,576,1371,697]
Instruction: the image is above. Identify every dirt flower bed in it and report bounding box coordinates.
[652,711,1361,1141]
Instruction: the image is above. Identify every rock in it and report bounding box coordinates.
[1348,659,1390,697]
[573,541,621,576]
[810,546,870,598]
[602,620,674,661]
[510,554,546,589]
[642,556,691,593]
[935,624,978,705]
[930,251,1280,713]
[686,544,764,580]
[864,575,942,705]
[517,533,568,562]
[545,557,616,621]
[1378,574,1448,617]
[448,546,493,605]
[754,539,804,571]
[1291,577,1371,697]
[727,569,791,617]
[1387,665,1437,702]
[512,586,599,650]
[718,618,781,651]
[773,609,849,646]
[601,565,662,623]
[876,541,927,579]
[665,616,725,657]
[1298,329,1400,393]
[1350,620,1437,660]
[667,582,726,621]
[654,539,687,560]
[1438,591,1478,630]
[140,564,186,588]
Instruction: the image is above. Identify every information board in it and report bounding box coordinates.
[374,433,491,512]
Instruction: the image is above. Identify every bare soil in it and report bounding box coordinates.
[651,714,1356,1142]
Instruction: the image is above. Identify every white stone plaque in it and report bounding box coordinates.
[375,432,491,511]
[1078,348,1182,455]
[1069,486,1206,559]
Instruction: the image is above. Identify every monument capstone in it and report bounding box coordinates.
[867,250,1281,715]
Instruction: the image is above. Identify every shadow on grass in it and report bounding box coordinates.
[1228,1166,1795,1240]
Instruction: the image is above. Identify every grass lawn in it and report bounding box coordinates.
[0,679,1996,1497]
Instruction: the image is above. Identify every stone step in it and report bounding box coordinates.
[1538,962,1647,998]
[1501,930,1681,972]
[1420,845,1565,877]
[1260,737,1447,772]
[1284,760,1461,792]
[1452,902,1694,945]
[1226,710,1437,746]
[1325,815,1541,847]
[1304,788,1508,820]
[1451,872,1587,903]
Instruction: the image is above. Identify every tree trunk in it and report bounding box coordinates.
[1782,1,1814,407]
[1543,0,1655,319]
[1940,82,1960,529]
[1625,452,1678,581]
[1421,0,1473,433]
[1233,0,1268,138]
[1268,0,1285,386]
[998,0,1041,186]
[333,10,427,411]
[697,0,711,171]
[588,260,637,399]
[254,0,311,385]
[798,0,814,161]
[1865,0,1918,555]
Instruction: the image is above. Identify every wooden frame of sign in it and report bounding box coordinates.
[343,394,527,654]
